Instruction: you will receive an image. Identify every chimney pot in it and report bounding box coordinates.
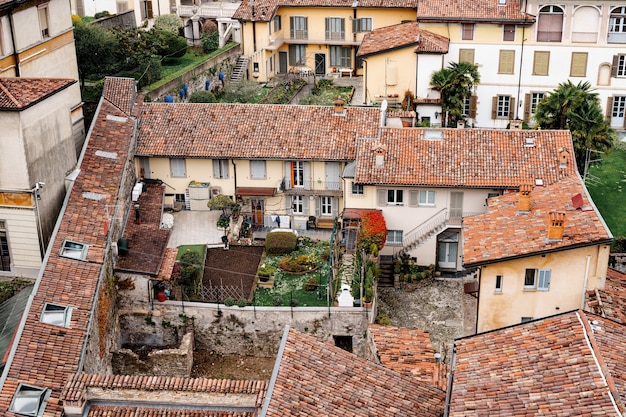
[548,211,566,240]
[518,184,532,212]
[333,96,345,115]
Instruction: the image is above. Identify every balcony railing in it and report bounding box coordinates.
[281,179,343,194]
[177,2,240,18]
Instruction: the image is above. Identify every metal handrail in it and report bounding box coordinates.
[402,208,448,248]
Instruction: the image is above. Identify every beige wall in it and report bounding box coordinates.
[0,113,29,189]
[476,243,611,333]
[0,207,40,278]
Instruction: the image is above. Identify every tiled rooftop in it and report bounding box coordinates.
[136,103,381,161]
[587,268,626,325]
[417,0,534,22]
[233,0,419,21]
[115,182,170,276]
[355,128,576,187]
[0,78,138,416]
[62,372,268,414]
[0,78,76,110]
[447,310,626,416]
[357,22,449,57]
[86,407,256,417]
[368,324,447,390]
[264,327,445,417]
[463,175,611,265]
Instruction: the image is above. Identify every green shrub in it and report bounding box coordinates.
[289,299,299,307]
[189,90,217,103]
[155,30,187,58]
[257,263,277,277]
[154,14,183,33]
[224,297,235,307]
[266,231,298,255]
[237,298,248,307]
[272,296,283,306]
[278,254,315,273]
[612,237,626,253]
[375,314,391,325]
[179,249,202,289]
[201,30,219,54]
[304,277,318,291]
[94,11,111,19]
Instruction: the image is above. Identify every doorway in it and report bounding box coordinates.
[314,53,326,76]
[279,51,288,74]
[437,230,459,270]
[251,199,265,228]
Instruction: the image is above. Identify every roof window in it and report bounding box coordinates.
[40,303,72,327]
[9,384,50,417]
[524,137,535,147]
[60,240,88,260]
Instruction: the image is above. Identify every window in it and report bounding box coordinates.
[325,17,345,41]
[612,54,626,77]
[503,24,515,41]
[170,158,186,177]
[320,196,333,215]
[38,5,49,38]
[498,50,515,74]
[521,317,534,323]
[292,161,304,187]
[532,51,550,76]
[60,240,88,260]
[529,92,545,118]
[611,96,626,119]
[387,230,403,245]
[141,0,153,19]
[213,159,229,179]
[609,6,626,43]
[418,190,435,206]
[290,16,308,40]
[462,97,471,117]
[387,189,404,205]
[570,52,588,77]
[351,182,364,195]
[273,15,282,32]
[524,268,551,290]
[492,95,514,119]
[116,0,128,13]
[40,303,72,327]
[0,220,9,271]
[537,5,563,42]
[292,195,304,214]
[353,17,372,32]
[250,160,266,179]
[459,49,475,64]
[288,44,306,66]
[495,275,503,292]
[9,384,49,417]
[330,46,351,68]
[572,6,599,43]
[461,23,474,40]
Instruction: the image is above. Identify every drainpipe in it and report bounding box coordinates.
[442,343,457,417]
[8,9,20,76]
[515,0,529,120]
[231,159,237,199]
[475,266,481,335]
[581,255,591,309]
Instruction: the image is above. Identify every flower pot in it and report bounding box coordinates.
[259,275,270,282]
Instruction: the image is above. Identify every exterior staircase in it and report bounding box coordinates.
[378,255,394,287]
[400,208,448,254]
[230,56,249,83]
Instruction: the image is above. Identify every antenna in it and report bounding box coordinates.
[380,100,388,127]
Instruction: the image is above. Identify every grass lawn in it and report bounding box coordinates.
[586,144,626,237]
[299,85,353,106]
[176,244,206,260]
[254,240,331,307]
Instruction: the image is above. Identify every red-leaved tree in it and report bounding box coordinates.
[358,210,387,253]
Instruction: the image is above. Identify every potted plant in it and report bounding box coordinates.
[369,243,379,262]
[257,263,277,282]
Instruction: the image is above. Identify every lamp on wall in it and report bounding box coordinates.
[434,111,440,119]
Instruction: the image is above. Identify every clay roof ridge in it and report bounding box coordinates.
[576,310,626,414]
[0,80,20,107]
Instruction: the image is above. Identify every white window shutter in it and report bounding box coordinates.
[315,198,321,217]
[331,198,338,217]
[286,196,292,214]
[303,196,309,214]
[538,269,551,290]
[377,189,387,206]
[213,160,220,178]
[409,190,418,207]
[304,162,311,190]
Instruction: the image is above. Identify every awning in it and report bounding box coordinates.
[236,187,276,196]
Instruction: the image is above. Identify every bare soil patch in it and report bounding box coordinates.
[202,246,264,301]
[192,351,275,380]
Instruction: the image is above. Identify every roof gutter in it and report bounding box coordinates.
[259,325,290,417]
[442,342,457,417]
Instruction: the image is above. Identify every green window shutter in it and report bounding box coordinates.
[523,93,531,122]
[509,98,516,120]
[491,96,497,119]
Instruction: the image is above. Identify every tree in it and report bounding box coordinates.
[154,14,183,33]
[152,29,187,59]
[430,61,480,127]
[535,81,615,172]
[73,21,118,86]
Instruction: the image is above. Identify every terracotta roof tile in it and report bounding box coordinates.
[358,22,449,57]
[417,0,534,23]
[115,182,170,276]
[368,324,447,390]
[87,407,256,417]
[448,311,626,416]
[264,327,445,417]
[0,78,76,110]
[587,268,626,325]
[102,77,137,116]
[463,175,611,265]
[233,0,419,22]
[136,104,381,161]
[355,128,576,187]
[0,78,139,416]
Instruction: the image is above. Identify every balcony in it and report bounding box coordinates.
[281,179,343,196]
[177,2,241,18]
[286,30,360,46]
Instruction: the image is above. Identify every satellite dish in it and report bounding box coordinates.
[381,99,388,112]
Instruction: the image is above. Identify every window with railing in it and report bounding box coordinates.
[290,16,308,40]
[609,6,626,43]
[289,44,306,66]
[330,46,351,68]
[325,17,345,41]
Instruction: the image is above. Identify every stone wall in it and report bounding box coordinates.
[112,332,194,376]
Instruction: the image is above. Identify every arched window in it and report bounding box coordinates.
[571,6,600,43]
[609,6,626,43]
[537,5,564,42]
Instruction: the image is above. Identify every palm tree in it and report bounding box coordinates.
[535,81,615,172]
[430,62,480,127]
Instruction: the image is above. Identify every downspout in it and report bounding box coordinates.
[442,343,457,417]
[581,255,591,309]
[475,266,481,335]
[231,160,238,198]
[8,8,20,76]
[515,0,529,120]
[363,59,368,105]
[353,3,357,74]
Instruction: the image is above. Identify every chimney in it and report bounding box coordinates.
[510,120,523,129]
[558,147,569,168]
[457,120,465,129]
[547,211,566,240]
[333,96,345,115]
[518,184,532,212]
[374,145,386,167]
